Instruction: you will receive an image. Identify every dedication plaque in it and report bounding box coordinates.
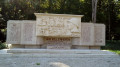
[35,13,83,37]
[44,37,71,49]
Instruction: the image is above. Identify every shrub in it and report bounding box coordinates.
[0,42,7,49]
[101,40,120,50]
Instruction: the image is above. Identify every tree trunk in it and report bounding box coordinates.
[92,0,98,23]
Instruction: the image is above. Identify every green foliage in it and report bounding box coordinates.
[0,29,6,42]
[0,0,120,43]
[102,40,120,50]
[0,42,7,49]
[36,63,40,65]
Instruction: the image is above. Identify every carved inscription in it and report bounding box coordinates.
[44,37,71,49]
[95,27,103,43]
[81,27,91,43]
[94,24,105,45]
[36,16,81,37]
[7,22,21,44]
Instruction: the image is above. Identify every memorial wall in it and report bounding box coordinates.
[6,13,105,49]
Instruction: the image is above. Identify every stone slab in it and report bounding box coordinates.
[81,23,94,45]
[72,23,95,45]
[21,21,36,45]
[6,20,21,44]
[71,37,80,45]
[7,49,115,55]
[25,45,40,49]
[36,37,44,45]
[11,44,25,48]
[72,45,89,49]
[94,24,105,46]
[89,46,100,50]
[35,13,83,37]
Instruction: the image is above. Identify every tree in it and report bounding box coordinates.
[92,0,98,23]
[0,0,120,41]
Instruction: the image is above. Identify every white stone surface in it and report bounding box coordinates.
[6,21,21,44]
[25,45,40,49]
[72,23,95,46]
[36,37,44,45]
[21,21,36,45]
[11,44,25,48]
[71,37,80,45]
[72,45,90,49]
[81,23,94,45]
[7,49,115,54]
[0,49,8,54]
[94,24,105,46]
[35,13,83,37]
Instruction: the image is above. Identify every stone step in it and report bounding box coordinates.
[7,49,115,54]
[0,53,119,58]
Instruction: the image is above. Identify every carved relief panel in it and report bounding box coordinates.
[35,13,83,37]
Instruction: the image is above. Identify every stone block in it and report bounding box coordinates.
[72,45,89,49]
[11,44,25,48]
[21,21,36,45]
[94,24,105,46]
[6,20,21,44]
[71,37,80,45]
[80,23,94,45]
[35,13,83,37]
[36,37,44,45]
[72,23,95,46]
[89,46,100,50]
[25,45,40,49]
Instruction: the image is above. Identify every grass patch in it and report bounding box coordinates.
[36,63,40,65]
[109,50,120,55]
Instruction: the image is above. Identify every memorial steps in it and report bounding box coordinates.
[7,49,115,55]
[0,49,118,58]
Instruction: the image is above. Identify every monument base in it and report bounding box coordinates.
[10,44,101,50]
[0,49,119,67]
[7,49,113,54]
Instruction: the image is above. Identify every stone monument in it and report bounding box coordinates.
[4,13,120,67]
[6,13,105,50]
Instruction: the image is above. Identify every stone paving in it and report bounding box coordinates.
[0,50,120,67]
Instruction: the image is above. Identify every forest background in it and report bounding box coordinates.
[0,0,120,50]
